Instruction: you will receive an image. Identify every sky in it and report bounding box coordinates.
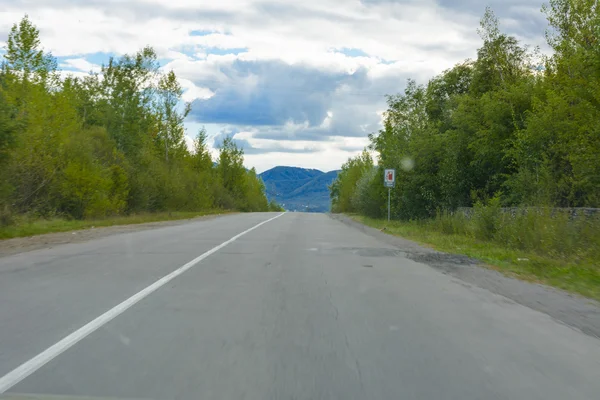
[1,0,549,173]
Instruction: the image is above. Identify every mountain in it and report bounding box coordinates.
[259,166,339,212]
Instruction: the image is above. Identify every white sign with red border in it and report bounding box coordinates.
[384,169,396,188]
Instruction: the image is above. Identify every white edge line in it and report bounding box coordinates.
[0,212,286,394]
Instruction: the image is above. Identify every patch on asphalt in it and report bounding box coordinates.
[403,251,481,275]
[406,252,479,267]
[337,247,403,257]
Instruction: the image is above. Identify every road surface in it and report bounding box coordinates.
[1,212,599,400]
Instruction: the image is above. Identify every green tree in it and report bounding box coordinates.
[192,128,213,172]
[0,85,17,165]
[0,84,18,203]
[507,0,600,206]
[156,70,191,162]
[268,199,285,212]
[217,137,246,202]
[351,166,384,218]
[99,47,159,156]
[2,14,56,85]
[330,150,373,213]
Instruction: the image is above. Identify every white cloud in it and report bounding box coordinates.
[57,70,93,80]
[59,58,101,73]
[189,33,247,49]
[178,78,214,102]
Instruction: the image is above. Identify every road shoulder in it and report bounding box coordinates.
[330,213,600,339]
[0,214,226,258]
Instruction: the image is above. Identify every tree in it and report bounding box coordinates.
[2,14,56,84]
[192,128,214,172]
[99,46,159,156]
[351,166,384,217]
[156,70,191,162]
[0,85,17,165]
[330,150,373,213]
[0,84,18,204]
[506,0,600,206]
[268,199,285,212]
[217,136,246,199]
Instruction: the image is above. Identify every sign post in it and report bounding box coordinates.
[383,169,396,221]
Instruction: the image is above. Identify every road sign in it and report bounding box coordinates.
[384,169,396,188]
[384,169,395,221]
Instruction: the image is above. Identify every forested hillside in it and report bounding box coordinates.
[260,167,323,197]
[260,167,339,212]
[331,1,600,219]
[0,16,275,223]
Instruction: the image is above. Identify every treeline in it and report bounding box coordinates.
[331,0,600,219]
[0,16,280,222]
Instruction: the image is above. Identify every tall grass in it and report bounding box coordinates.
[431,205,600,263]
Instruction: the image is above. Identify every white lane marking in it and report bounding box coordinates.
[0,212,286,394]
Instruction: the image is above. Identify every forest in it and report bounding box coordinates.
[331,0,599,219]
[0,16,281,226]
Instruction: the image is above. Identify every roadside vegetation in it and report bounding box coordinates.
[330,1,600,299]
[0,210,230,240]
[0,16,283,237]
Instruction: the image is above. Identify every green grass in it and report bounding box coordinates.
[351,214,600,301]
[0,210,230,240]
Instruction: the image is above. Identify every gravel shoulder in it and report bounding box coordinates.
[330,213,600,339]
[0,214,225,258]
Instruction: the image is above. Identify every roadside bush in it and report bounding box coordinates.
[185,172,215,211]
[426,204,600,264]
[352,167,384,218]
[472,195,502,241]
[330,150,374,213]
[494,209,540,250]
[58,161,118,219]
[580,216,600,262]
[268,199,284,212]
[494,209,600,261]
[432,209,470,235]
[213,183,236,210]
[0,205,14,227]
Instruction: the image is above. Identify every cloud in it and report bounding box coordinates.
[58,58,101,73]
[178,78,214,102]
[240,141,320,155]
[433,0,548,44]
[179,54,420,144]
[211,128,322,155]
[187,59,372,127]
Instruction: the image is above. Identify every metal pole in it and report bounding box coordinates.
[388,187,391,221]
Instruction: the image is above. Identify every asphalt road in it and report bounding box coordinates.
[1,212,600,400]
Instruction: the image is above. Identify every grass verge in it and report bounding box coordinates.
[350,214,600,302]
[0,210,230,240]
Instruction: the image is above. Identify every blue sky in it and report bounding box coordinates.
[1,0,549,172]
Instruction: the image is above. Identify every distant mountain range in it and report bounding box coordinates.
[259,166,340,212]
